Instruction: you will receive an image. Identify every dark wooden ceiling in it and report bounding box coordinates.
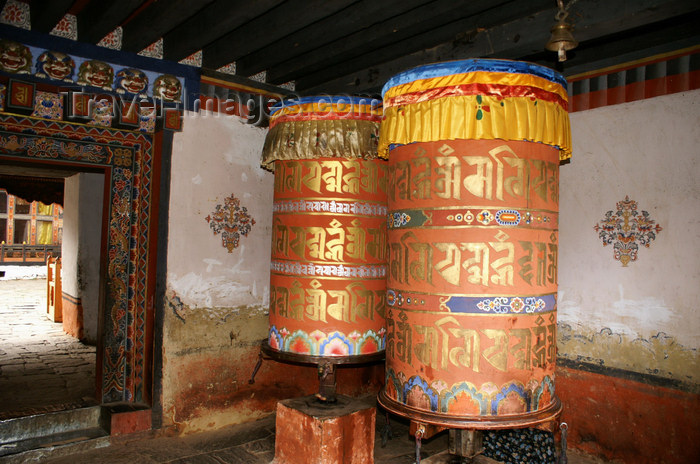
[18,0,700,94]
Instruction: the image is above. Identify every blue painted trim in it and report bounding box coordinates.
[0,24,200,109]
[382,58,567,97]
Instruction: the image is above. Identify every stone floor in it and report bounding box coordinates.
[35,413,608,464]
[0,270,611,464]
[0,276,97,420]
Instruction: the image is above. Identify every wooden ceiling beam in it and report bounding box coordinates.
[539,10,700,77]
[297,0,700,94]
[162,0,284,62]
[77,0,146,44]
[201,0,359,72]
[120,0,215,53]
[233,0,431,77]
[29,0,74,34]
[266,0,533,85]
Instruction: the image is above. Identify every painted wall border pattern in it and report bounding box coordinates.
[567,46,700,112]
[0,113,154,404]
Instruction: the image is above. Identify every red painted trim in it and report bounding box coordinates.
[143,131,164,407]
[556,365,700,463]
[568,46,700,83]
[95,164,112,402]
[197,95,249,118]
[570,70,700,112]
[200,75,285,99]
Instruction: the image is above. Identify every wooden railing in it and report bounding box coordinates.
[0,244,61,264]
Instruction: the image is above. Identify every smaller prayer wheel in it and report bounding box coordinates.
[260,96,387,400]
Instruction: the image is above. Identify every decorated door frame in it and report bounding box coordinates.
[0,113,158,404]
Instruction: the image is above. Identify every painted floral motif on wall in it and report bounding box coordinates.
[50,14,78,40]
[97,27,123,50]
[217,61,236,75]
[138,38,164,60]
[0,0,30,30]
[206,194,256,252]
[594,196,662,266]
[179,50,202,67]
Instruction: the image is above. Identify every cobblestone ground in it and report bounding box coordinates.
[0,277,97,419]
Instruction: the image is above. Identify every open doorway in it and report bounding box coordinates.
[1,113,159,415]
[0,171,104,420]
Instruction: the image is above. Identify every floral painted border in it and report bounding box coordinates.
[269,325,386,356]
[384,367,556,416]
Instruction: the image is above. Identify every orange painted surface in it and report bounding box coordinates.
[273,396,375,464]
[383,139,560,425]
[268,157,388,358]
[110,409,152,436]
[557,365,700,464]
[61,292,83,339]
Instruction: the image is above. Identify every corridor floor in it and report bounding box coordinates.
[0,275,97,420]
[0,271,609,464]
[37,414,608,464]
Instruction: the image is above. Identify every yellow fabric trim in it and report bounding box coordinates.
[383,71,568,104]
[378,95,572,160]
[261,119,380,170]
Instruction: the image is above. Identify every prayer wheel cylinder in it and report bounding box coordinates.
[377,59,572,429]
[262,96,387,362]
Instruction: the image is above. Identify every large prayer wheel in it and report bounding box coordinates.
[262,96,387,366]
[377,59,572,429]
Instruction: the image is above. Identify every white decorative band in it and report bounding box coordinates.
[271,260,387,278]
[273,199,387,217]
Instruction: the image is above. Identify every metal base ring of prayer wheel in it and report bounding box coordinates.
[262,341,384,403]
[261,340,384,366]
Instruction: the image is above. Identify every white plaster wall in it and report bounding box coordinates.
[62,175,80,298]
[78,173,104,343]
[558,90,700,379]
[167,112,272,314]
[61,173,104,343]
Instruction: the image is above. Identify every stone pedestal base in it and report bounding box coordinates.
[272,395,376,464]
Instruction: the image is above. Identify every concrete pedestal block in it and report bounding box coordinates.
[272,395,376,464]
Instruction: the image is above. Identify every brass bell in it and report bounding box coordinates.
[546,22,578,62]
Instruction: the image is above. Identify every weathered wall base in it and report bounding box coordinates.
[556,363,700,463]
[108,408,153,436]
[558,324,699,385]
[162,295,383,434]
[61,292,83,340]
